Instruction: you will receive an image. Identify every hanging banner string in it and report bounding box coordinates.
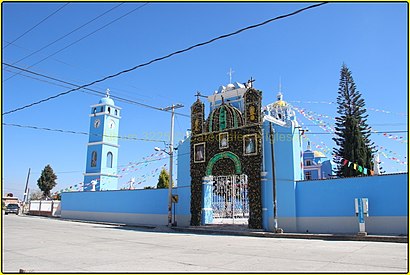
[340,157,375,176]
[290,101,407,117]
[293,105,407,144]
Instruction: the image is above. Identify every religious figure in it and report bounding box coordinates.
[195,144,204,161]
[219,133,228,149]
[245,136,256,154]
[249,105,256,121]
[194,118,200,132]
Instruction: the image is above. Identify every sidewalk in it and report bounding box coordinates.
[31,214,408,243]
[170,224,408,243]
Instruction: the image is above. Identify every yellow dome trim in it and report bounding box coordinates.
[273,100,287,107]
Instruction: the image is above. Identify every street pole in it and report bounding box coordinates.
[163,103,183,227]
[23,168,31,203]
[269,122,282,233]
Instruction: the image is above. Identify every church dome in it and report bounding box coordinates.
[272,100,287,108]
[99,89,114,105]
[272,92,287,108]
[99,96,114,105]
[313,151,326,158]
[207,103,243,132]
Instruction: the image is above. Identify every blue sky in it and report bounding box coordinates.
[2,2,408,199]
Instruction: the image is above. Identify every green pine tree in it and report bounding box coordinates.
[37,164,58,198]
[156,168,174,189]
[333,64,374,177]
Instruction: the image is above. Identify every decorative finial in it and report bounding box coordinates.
[106,88,110,98]
[279,77,282,93]
[221,95,225,105]
[307,141,311,151]
[227,68,235,84]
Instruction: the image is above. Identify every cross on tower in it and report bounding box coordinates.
[106,88,110,98]
[247,77,255,88]
[195,91,206,100]
[195,91,201,100]
[227,68,235,83]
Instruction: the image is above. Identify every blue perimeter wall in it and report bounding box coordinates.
[288,173,408,234]
[295,173,408,218]
[61,135,407,234]
[61,137,192,227]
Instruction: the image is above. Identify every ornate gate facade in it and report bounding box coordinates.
[212,174,249,224]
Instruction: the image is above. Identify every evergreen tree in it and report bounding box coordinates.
[156,168,174,189]
[37,164,57,198]
[333,64,374,177]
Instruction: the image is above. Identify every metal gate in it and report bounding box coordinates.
[212,174,249,224]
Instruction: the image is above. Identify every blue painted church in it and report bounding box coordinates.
[303,141,335,180]
[62,80,407,235]
[83,89,121,191]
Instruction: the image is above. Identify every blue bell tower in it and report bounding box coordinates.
[83,89,121,191]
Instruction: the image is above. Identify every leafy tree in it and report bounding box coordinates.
[37,164,57,198]
[156,168,174,189]
[333,64,374,177]
[144,186,155,189]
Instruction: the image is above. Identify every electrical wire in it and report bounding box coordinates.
[2,122,167,143]
[304,130,407,135]
[3,63,190,118]
[2,2,327,116]
[3,3,70,49]
[4,3,149,82]
[9,3,124,67]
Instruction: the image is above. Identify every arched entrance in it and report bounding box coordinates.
[202,152,249,225]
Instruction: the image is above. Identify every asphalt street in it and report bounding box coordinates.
[2,214,408,273]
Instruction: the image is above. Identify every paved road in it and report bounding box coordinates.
[3,215,408,272]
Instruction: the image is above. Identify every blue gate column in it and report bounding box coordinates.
[201,176,214,225]
[260,171,270,230]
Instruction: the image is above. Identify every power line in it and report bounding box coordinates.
[304,130,407,135]
[2,122,167,143]
[3,2,327,115]
[4,3,149,82]
[3,3,70,49]
[9,3,124,67]
[2,63,190,117]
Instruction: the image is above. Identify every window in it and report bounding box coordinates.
[91,151,97,167]
[305,160,312,166]
[108,107,111,114]
[100,107,104,112]
[107,152,113,168]
[305,171,312,180]
[115,109,118,116]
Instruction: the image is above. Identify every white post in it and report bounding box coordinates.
[162,103,183,227]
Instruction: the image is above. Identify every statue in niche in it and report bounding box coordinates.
[194,118,200,132]
[249,105,256,121]
[245,136,256,155]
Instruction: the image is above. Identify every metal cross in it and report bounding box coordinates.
[106,88,110,97]
[195,91,201,100]
[247,77,255,88]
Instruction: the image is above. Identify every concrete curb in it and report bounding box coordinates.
[171,226,408,243]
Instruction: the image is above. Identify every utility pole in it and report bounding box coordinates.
[23,168,31,203]
[269,122,282,233]
[162,103,184,227]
